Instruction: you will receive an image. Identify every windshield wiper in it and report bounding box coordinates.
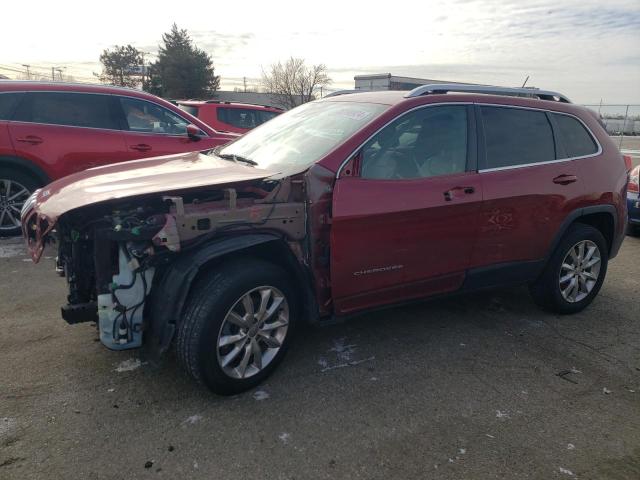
[216,152,258,166]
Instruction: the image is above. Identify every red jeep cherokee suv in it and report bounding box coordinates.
[0,81,236,236]
[177,100,283,134]
[22,84,628,394]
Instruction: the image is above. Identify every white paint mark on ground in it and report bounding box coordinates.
[184,415,203,425]
[253,390,270,401]
[321,356,375,372]
[460,343,466,347]
[459,448,466,454]
[559,467,575,476]
[114,358,144,372]
[496,410,510,419]
[485,434,495,439]
[603,387,612,395]
[279,432,290,444]
[370,376,378,381]
[107,388,115,393]
[570,367,582,374]
[567,443,576,450]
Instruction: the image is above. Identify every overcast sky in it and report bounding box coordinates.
[2,0,639,104]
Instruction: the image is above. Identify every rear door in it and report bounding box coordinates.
[471,105,585,272]
[330,104,483,314]
[8,91,128,179]
[115,96,206,158]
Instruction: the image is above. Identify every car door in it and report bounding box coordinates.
[471,105,585,273]
[330,104,483,314]
[8,91,129,180]
[115,96,205,159]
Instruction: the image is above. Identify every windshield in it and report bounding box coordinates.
[216,101,388,172]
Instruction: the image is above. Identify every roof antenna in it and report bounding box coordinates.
[521,75,530,88]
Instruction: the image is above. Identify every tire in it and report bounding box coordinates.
[176,258,297,395]
[529,223,608,314]
[0,168,40,237]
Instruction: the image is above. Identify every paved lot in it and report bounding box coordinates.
[1,235,639,480]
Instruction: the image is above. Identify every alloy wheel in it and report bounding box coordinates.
[216,286,289,379]
[0,179,31,232]
[559,240,601,303]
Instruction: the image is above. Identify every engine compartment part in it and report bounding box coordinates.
[98,246,155,350]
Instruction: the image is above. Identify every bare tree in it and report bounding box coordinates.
[261,57,331,109]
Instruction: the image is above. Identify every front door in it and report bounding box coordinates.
[330,104,483,314]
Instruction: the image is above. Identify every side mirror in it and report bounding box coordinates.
[186,124,201,141]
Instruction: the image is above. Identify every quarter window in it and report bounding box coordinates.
[13,92,118,129]
[481,106,556,169]
[361,105,468,180]
[119,97,188,135]
[552,113,598,158]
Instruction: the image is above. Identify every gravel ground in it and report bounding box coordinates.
[1,235,639,480]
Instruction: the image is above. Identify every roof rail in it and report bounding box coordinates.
[404,83,571,103]
[324,89,367,98]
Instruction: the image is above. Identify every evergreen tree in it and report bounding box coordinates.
[145,24,220,99]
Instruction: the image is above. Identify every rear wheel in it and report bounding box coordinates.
[176,258,297,395]
[529,224,608,314]
[0,169,39,237]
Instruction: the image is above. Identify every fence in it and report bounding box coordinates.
[582,104,640,154]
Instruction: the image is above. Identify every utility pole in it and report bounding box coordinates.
[51,67,55,81]
[243,77,247,93]
[21,64,31,80]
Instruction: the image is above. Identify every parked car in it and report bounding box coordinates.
[22,84,629,394]
[628,165,640,234]
[177,100,283,134]
[0,81,237,236]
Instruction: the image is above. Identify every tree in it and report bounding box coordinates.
[98,45,145,88]
[261,57,332,110]
[145,24,220,99]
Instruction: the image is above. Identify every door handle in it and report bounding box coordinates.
[130,144,151,152]
[16,135,43,145]
[444,186,475,201]
[553,174,577,185]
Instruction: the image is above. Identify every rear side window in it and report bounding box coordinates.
[178,104,199,117]
[481,106,556,169]
[217,107,279,129]
[552,113,598,158]
[13,92,118,129]
[0,93,23,120]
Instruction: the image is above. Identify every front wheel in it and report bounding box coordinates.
[0,169,39,237]
[529,224,608,314]
[176,258,297,395]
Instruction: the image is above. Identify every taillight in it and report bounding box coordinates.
[623,154,633,172]
[629,166,639,193]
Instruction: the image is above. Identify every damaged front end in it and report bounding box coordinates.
[24,176,310,351]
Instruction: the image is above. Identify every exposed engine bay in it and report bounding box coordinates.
[43,174,321,351]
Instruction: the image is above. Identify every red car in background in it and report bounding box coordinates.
[177,100,283,134]
[0,81,237,236]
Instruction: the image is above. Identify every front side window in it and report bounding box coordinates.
[552,113,598,158]
[120,97,188,135]
[361,105,468,180]
[0,93,23,120]
[217,101,388,173]
[13,92,118,129]
[481,106,555,169]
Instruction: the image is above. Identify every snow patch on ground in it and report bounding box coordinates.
[495,410,510,419]
[0,239,26,259]
[184,415,203,425]
[559,467,575,476]
[253,390,270,401]
[114,358,144,372]
[278,432,290,444]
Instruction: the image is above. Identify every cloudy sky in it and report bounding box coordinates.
[1,0,639,104]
